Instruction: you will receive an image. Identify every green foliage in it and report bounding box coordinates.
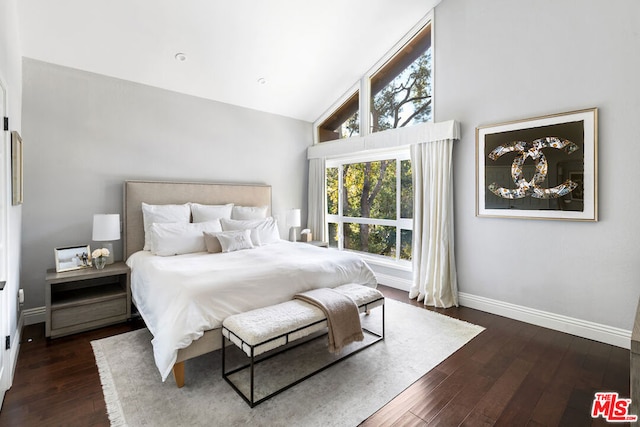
[400,160,413,218]
[344,224,396,257]
[343,161,396,219]
[400,229,412,261]
[326,167,339,215]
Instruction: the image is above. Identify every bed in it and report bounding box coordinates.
[123,180,378,386]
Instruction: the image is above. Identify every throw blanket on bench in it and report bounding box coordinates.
[294,288,364,353]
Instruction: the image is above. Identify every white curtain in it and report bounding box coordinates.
[307,157,326,242]
[409,138,458,308]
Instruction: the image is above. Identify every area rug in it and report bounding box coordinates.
[91,299,484,427]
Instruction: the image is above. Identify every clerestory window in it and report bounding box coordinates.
[317,92,359,143]
[315,17,432,143]
[370,23,432,133]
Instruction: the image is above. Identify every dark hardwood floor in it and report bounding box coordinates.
[0,286,631,426]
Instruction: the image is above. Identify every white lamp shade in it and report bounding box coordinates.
[287,209,301,227]
[92,214,121,241]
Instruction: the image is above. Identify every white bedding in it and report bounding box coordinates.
[126,241,377,381]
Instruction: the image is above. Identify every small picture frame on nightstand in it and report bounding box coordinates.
[54,244,92,272]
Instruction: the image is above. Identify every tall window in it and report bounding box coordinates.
[326,150,412,263]
[314,17,432,143]
[315,15,432,264]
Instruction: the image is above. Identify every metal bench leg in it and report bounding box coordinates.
[221,335,226,378]
[250,348,255,407]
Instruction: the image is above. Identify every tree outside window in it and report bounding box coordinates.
[326,154,412,262]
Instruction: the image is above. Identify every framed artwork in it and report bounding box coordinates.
[11,131,23,205]
[54,245,92,273]
[569,171,584,201]
[476,108,597,221]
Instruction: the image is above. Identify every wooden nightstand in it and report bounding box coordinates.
[45,261,131,338]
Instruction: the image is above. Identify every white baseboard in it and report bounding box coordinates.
[458,292,631,349]
[23,306,46,326]
[375,278,630,349]
[376,273,411,292]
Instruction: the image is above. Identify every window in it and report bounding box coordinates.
[370,23,432,133]
[315,14,432,265]
[318,92,359,143]
[326,150,412,263]
[315,16,432,143]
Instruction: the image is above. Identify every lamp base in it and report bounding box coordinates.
[289,227,298,242]
[102,242,115,264]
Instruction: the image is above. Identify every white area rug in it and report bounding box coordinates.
[91,299,484,426]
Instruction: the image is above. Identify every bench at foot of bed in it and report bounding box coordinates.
[220,284,384,407]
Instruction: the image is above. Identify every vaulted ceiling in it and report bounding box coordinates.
[16,0,439,122]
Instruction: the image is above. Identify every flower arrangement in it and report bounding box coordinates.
[92,248,110,269]
[92,247,110,259]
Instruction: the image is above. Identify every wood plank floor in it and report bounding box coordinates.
[0,285,631,426]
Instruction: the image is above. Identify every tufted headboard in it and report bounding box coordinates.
[123,180,272,260]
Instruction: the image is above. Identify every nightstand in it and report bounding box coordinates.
[45,261,131,338]
[304,240,329,248]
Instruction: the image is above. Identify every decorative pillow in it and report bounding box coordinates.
[142,203,191,251]
[149,220,222,256]
[191,203,233,223]
[231,205,269,220]
[203,231,223,253]
[216,229,254,253]
[220,217,280,246]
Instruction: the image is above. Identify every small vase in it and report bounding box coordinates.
[94,257,106,270]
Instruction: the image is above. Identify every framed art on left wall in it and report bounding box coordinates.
[11,131,22,205]
[476,108,598,221]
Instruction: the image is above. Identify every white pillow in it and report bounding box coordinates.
[203,229,259,252]
[142,203,191,251]
[220,217,280,246]
[231,205,268,220]
[203,231,223,253]
[216,229,254,253]
[149,220,222,256]
[191,203,233,223]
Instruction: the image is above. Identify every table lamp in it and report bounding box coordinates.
[92,214,120,264]
[287,208,301,242]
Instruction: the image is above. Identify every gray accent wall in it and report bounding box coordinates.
[435,0,640,330]
[21,58,312,310]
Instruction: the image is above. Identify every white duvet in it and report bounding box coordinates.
[126,241,377,381]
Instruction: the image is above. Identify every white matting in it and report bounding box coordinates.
[91,299,484,427]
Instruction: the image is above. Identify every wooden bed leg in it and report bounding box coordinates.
[173,362,185,388]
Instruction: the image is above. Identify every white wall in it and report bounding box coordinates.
[435,0,640,332]
[21,58,312,310]
[0,0,23,393]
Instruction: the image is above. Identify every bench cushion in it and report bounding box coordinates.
[222,284,383,357]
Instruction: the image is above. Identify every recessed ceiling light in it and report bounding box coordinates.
[174,53,187,62]
[257,77,267,85]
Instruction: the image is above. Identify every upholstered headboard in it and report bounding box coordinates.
[123,180,272,260]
